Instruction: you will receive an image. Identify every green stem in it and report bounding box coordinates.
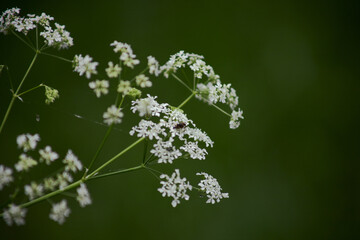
[85,137,146,179]
[0,53,38,134]
[11,30,36,51]
[142,139,148,164]
[211,103,232,117]
[40,52,73,63]
[36,26,39,50]
[83,124,114,178]
[87,165,144,181]
[17,84,44,97]
[177,92,195,109]
[172,74,193,93]
[130,66,149,82]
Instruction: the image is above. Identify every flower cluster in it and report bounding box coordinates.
[197,172,229,204]
[0,8,73,49]
[89,80,109,98]
[0,165,13,190]
[158,169,192,207]
[49,200,70,224]
[110,41,140,68]
[130,95,213,163]
[44,86,59,104]
[103,105,124,125]
[1,133,91,226]
[73,54,98,79]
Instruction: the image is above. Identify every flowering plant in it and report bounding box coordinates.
[0,7,244,225]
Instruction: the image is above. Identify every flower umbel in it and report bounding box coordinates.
[158,169,192,207]
[49,200,71,224]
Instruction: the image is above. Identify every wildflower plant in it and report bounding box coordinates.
[0,7,244,226]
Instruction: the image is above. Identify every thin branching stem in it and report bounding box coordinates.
[0,53,38,134]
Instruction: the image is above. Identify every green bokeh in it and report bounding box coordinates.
[0,0,359,239]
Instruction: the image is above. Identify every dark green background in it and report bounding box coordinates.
[0,0,359,239]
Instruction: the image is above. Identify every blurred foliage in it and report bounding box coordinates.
[0,0,359,239]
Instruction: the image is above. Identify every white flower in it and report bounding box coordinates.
[63,150,82,173]
[103,105,124,125]
[56,171,73,189]
[16,133,40,152]
[158,169,192,207]
[89,80,109,98]
[49,200,70,225]
[197,172,229,204]
[110,41,140,68]
[105,61,121,78]
[0,8,21,34]
[40,22,73,49]
[0,165,13,190]
[3,204,27,226]
[24,182,44,200]
[117,80,131,95]
[131,95,169,117]
[160,50,188,78]
[135,74,152,88]
[229,108,244,129]
[147,56,161,76]
[73,54,98,79]
[43,177,57,191]
[180,141,207,160]
[151,139,182,164]
[76,183,92,207]
[39,146,59,165]
[129,120,165,140]
[15,154,37,172]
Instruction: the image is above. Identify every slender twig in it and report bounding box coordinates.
[177,92,195,109]
[211,103,232,117]
[0,53,38,134]
[171,74,193,93]
[40,52,73,63]
[87,165,144,181]
[17,84,44,97]
[11,30,36,51]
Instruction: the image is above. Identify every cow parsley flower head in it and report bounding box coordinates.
[89,80,109,98]
[76,183,92,207]
[180,141,208,160]
[197,172,229,204]
[150,139,182,164]
[24,182,44,200]
[17,133,40,152]
[229,108,244,129]
[63,150,82,173]
[3,204,27,226]
[44,86,59,104]
[147,56,161,76]
[110,41,139,68]
[39,146,59,165]
[56,171,73,189]
[158,169,192,207]
[0,8,73,49]
[40,23,73,49]
[103,105,124,125]
[105,61,121,78]
[15,154,37,172]
[131,95,169,117]
[0,165,13,190]
[130,120,166,140]
[73,54,98,79]
[117,80,131,95]
[135,74,152,88]
[49,200,70,225]
[0,8,21,34]
[44,177,57,191]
